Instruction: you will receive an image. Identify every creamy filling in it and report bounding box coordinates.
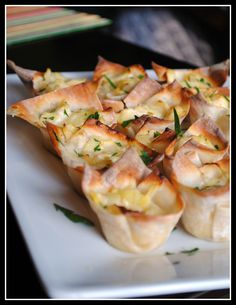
[33,68,86,94]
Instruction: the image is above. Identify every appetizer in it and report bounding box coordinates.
[82,148,184,253]
[93,56,147,104]
[152,59,229,93]
[7,59,86,96]
[164,117,229,178]
[47,118,155,194]
[189,87,230,140]
[171,150,229,242]
[7,81,104,153]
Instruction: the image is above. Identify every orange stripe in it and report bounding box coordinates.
[7,6,48,15]
[7,7,62,20]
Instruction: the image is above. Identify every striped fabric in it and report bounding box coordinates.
[7,6,112,46]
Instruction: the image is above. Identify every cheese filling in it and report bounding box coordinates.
[33,68,86,94]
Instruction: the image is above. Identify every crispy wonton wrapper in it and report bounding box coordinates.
[82,148,184,253]
[47,119,154,195]
[189,87,230,140]
[164,117,229,178]
[171,151,229,242]
[7,81,103,153]
[152,59,229,90]
[93,56,147,103]
[7,59,86,96]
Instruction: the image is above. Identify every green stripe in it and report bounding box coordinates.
[7,19,112,46]
[7,10,75,27]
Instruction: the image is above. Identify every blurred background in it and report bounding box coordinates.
[74,6,230,66]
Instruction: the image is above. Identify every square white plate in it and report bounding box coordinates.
[7,71,230,299]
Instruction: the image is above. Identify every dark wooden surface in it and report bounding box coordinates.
[6,29,229,300]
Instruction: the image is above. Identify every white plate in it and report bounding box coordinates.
[7,71,230,299]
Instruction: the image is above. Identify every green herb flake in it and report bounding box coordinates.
[223,95,230,103]
[52,130,63,146]
[165,252,175,256]
[194,87,200,94]
[115,142,122,147]
[153,131,161,138]
[111,152,118,157]
[94,144,101,152]
[87,112,99,120]
[121,119,134,128]
[49,116,54,120]
[74,150,83,157]
[173,108,183,137]
[54,203,94,226]
[138,74,144,80]
[181,247,199,256]
[184,80,191,88]
[94,138,100,142]
[214,144,219,150]
[140,150,152,165]
[64,109,69,117]
[104,75,117,89]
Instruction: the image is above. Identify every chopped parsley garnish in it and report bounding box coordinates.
[184,80,191,88]
[140,150,152,165]
[104,74,117,89]
[165,252,175,256]
[223,96,230,103]
[121,119,134,128]
[194,87,200,94]
[181,247,199,256]
[112,152,118,157]
[43,116,54,120]
[94,144,101,152]
[214,144,219,150]
[115,142,122,147]
[52,130,63,145]
[74,150,83,157]
[87,112,99,120]
[138,74,144,79]
[153,131,161,138]
[54,203,94,226]
[173,108,183,137]
[199,78,211,87]
[94,138,100,142]
[64,109,69,117]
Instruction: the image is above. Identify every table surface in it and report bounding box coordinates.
[6,29,230,299]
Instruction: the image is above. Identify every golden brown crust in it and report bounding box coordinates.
[152,59,229,87]
[7,59,40,95]
[170,153,229,241]
[82,148,184,253]
[124,77,161,108]
[7,80,103,128]
[93,56,128,81]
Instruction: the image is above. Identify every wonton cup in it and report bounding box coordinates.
[93,56,147,104]
[152,59,229,91]
[82,148,184,253]
[7,59,86,96]
[189,87,230,140]
[171,151,229,242]
[47,119,154,195]
[116,81,191,138]
[7,81,104,154]
[164,117,229,178]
